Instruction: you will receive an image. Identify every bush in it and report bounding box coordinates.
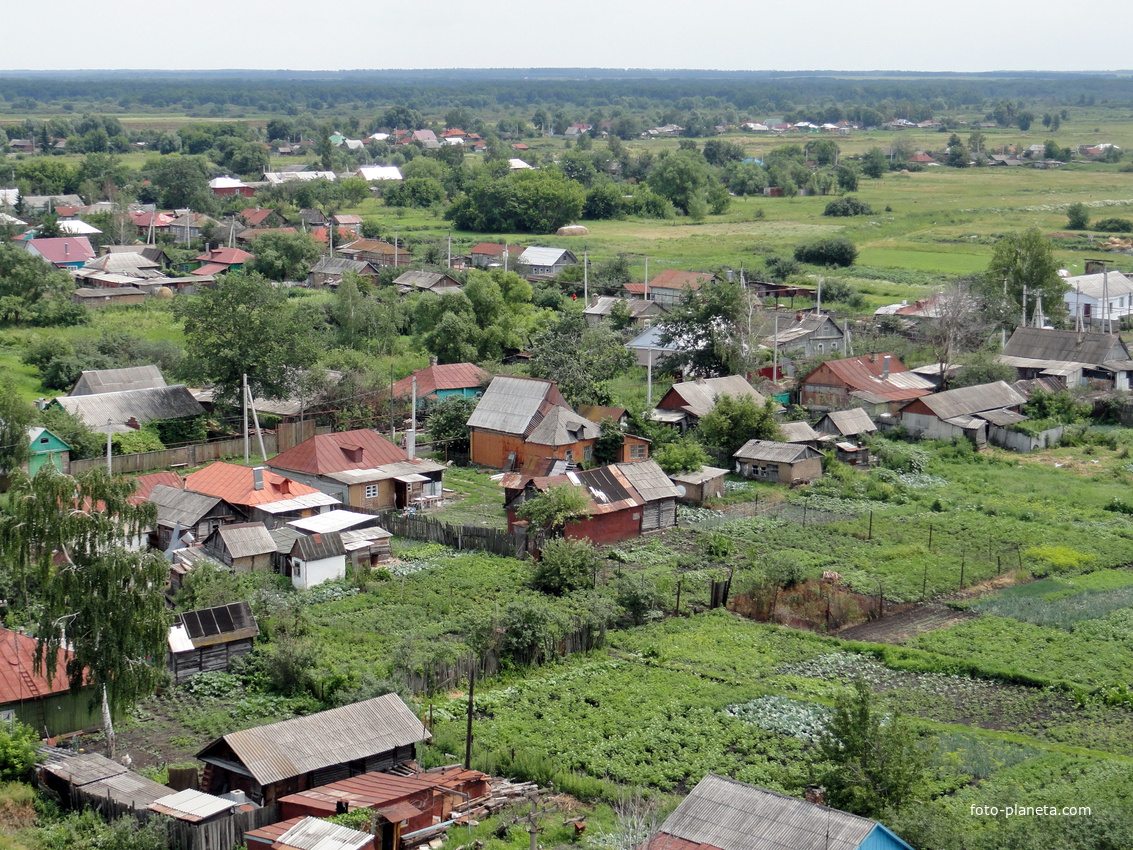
[532,537,598,595]
[0,722,38,782]
[1066,202,1090,230]
[823,196,874,217]
[794,237,858,267]
[1093,217,1133,233]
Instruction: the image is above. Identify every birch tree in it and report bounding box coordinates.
[0,466,169,757]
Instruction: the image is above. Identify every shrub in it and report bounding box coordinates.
[1066,202,1090,230]
[1093,217,1133,233]
[532,537,597,595]
[794,237,858,267]
[823,196,874,217]
[0,722,38,782]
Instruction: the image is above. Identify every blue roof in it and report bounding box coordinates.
[626,325,681,352]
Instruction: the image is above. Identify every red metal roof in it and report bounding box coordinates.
[28,237,95,265]
[0,627,80,703]
[470,242,524,257]
[269,430,408,476]
[309,227,356,244]
[643,834,716,850]
[246,817,303,844]
[280,771,438,815]
[130,470,184,504]
[648,269,712,290]
[184,462,323,507]
[130,211,174,228]
[391,363,491,399]
[192,263,229,276]
[195,247,253,265]
[241,209,277,226]
[803,354,931,402]
[623,282,647,295]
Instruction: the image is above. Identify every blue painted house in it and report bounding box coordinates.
[644,774,914,850]
[26,427,71,475]
[391,361,492,409]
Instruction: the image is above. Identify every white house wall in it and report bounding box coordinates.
[291,554,346,590]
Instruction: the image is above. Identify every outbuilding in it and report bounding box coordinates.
[733,440,823,484]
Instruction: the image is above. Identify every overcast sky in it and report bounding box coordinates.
[3,0,1131,73]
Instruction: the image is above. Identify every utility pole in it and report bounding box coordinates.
[464,662,475,770]
[772,314,780,383]
[242,373,250,464]
[105,420,113,474]
[647,348,653,406]
[248,383,267,461]
[583,249,589,304]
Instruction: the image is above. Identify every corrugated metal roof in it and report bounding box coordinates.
[55,385,205,430]
[733,440,822,463]
[778,421,820,443]
[41,752,170,809]
[258,492,340,514]
[288,510,380,534]
[527,405,600,446]
[914,381,1026,419]
[617,459,683,502]
[269,429,408,477]
[276,817,373,850]
[186,462,329,508]
[466,376,562,436]
[322,458,445,486]
[215,523,277,559]
[198,693,428,786]
[0,627,74,702]
[391,363,492,398]
[817,409,877,437]
[803,354,933,402]
[517,246,574,266]
[270,527,306,554]
[1002,327,1129,364]
[648,774,894,850]
[149,485,225,529]
[149,788,236,822]
[647,269,713,290]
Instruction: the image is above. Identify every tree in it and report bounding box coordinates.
[810,138,840,166]
[447,169,584,234]
[0,467,169,758]
[516,484,591,533]
[248,231,322,281]
[823,196,873,217]
[0,241,76,323]
[1066,202,1090,230]
[653,439,709,475]
[926,279,991,381]
[657,277,744,377]
[528,312,633,407]
[836,163,859,192]
[175,272,320,410]
[0,379,34,481]
[697,394,781,457]
[945,142,970,168]
[531,537,597,595]
[982,227,1067,327]
[425,395,478,454]
[592,419,625,467]
[794,237,858,267]
[0,720,39,781]
[818,680,932,818]
[861,147,888,179]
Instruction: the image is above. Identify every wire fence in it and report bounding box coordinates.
[681,498,855,529]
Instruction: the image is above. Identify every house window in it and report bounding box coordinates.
[630,443,647,460]
[816,343,824,354]
[565,449,574,462]
[423,479,442,498]
[364,484,378,499]
[583,445,593,462]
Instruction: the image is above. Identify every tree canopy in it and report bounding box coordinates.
[528,311,634,407]
[657,278,744,377]
[447,169,584,233]
[981,227,1067,327]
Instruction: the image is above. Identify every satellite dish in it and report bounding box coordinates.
[674,484,687,497]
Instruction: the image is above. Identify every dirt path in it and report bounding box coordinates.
[835,602,978,644]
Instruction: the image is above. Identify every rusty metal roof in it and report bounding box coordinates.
[648,774,901,850]
[197,693,428,786]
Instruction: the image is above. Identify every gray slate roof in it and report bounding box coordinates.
[1064,271,1133,300]
[517,246,575,267]
[526,404,599,446]
[663,376,769,419]
[310,256,376,275]
[778,420,821,443]
[616,459,683,502]
[733,439,822,463]
[1001,327,1129,364]
[55,384,204,432]
[69,365,168,396]
[817,408,878,438]
[196,693,429,786]
[291,531,345,561]
[648,773,906,850]
[912,381,1026,419]
[467,375,562,437]
[82,252,160,273]
[214,523,276,559]
[149,485,226,529]
[393,270,461,293]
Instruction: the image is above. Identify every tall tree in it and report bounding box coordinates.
[0,379,34,482]
[174,272,320,410]
[982,227,1067,327]
[0,467,169,757]
[528,312,633,407]
[248,231,322,281]
[657,277,744,377]
[697,394,781,457]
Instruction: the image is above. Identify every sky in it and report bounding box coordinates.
[2,0,1131,73]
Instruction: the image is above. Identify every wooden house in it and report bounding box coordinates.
[515,246,577,277]
[583,296,663,327]
[798,353,934,416]
[24,237,96,269]
[0,627,100,737]
[337,239,411,267]
[815,408,878,441]
[247,817,374,850]
[196,693,430,804]
[503,459,681,545]
[998,326,1133,389]
[652,375,774,432]
[393,270,462,296]
[51,384,205,436]
[470,242,524,268]
[763,313,846,358]
[184,463,339,528]
[391,360,491,408]
[268,430,444,511]
[25,426,71,475]
[167,602,259,684]
[147,484,239,551]
[778,420,822,449]
[667,466,728,504]
[636,269,715,307]
[467,376,600,469]
[899,381,1027,446]
[733,440,823,484]
[306,257,381,288]
[644,774,913,850]
[39,751,171,815]
[203,522,276,572]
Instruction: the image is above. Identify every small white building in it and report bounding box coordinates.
[287,531,347,590]
[1063,269,1133,329]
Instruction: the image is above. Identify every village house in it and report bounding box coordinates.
[208,176,255,197]
[24,236,95,269]
[268,429,445,510]
[24,426,71,475]
[624,324,689,369]
[777,419,823,448]
[503,459,681,544]
[72,287,148,308]
[1062,266,1133,328]
[998,327,1133,390]
[391,360,492,408]
[667,465,729,504]
[625,269,715,308]
[652,375,774,431]
[900,381,1027,446]
[306,256,381,288]
[68,365,166,396]
[763,313,846,358]
[798,353,935,416]
[337,239,411,267]
[733,439,824,484]
[393,269,462,296]
[515,246,577,277]
[815,408,878,441]
[355,165,403,182]
[246,817,374,850]
[467,376,601,469]
[184,462,340,528]
[196,693,429,804]
[167,601,259,684]
[0,626,101,737]
[203,522,277,572]
[583,296,663,328]
[643,774,913,850]
[52,384,206,435]
[193,246,253,277]
[470,242,524,268]
[146,484,239,551]
[284,531,347,590]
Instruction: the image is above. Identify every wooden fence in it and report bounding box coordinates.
[377,511,519,558]
[69,421,328,476]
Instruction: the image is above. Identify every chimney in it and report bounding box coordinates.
[882,355,891,380]
[429,355,438,367]
[64,243,69,256]
[796,311,803,322]
[805,785,826,806]
[253,466,265,491]
[1085,259,1104,275]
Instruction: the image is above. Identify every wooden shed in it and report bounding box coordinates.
[733,440,823,485]
[667,466,728,504]
[167,602,260,684]
[203,522,276,572]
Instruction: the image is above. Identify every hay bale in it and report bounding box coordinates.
[556,225,589,236]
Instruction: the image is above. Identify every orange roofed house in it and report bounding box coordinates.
[467,376,648,469]
[267,429,445,511]
[391,360,492,409]
[624,269,715,307]
[799,353,935,416]
[0,626,100,737]
[184,462,339,528]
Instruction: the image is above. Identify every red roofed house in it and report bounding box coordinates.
[267,429,445,511]
[193,246,254,277]
[130,211,175,237]
[0,626,100,737]
[240,208,284,228]
[208,175,255,197]
[908,151,936,164]
[184,462,339,528]
[333,214,364,235]
[391,360,492,408]
[337,239,412,267]
[637,270,716,307]
[799,353,935,415]
[24,237,95,270]
[469,242,524,269]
